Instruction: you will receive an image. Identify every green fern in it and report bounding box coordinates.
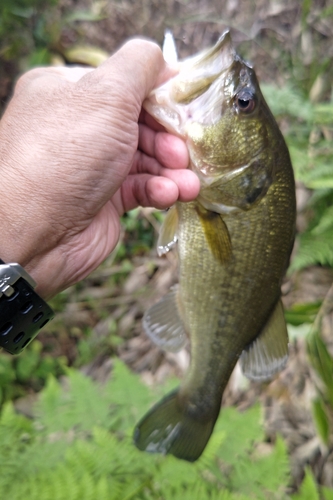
[312,204,333,235]
[0,359,326,499]
[231,436,289,500]
[291,469,319,500]
[289,229,333,271]
[262,82,333,273]
[261,84,314,122]
[322,486,333,500]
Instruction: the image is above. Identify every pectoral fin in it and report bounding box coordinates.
[157,206,178,256]
[142,286,187,353]
[196,205,232,264]
[240,300,289,381]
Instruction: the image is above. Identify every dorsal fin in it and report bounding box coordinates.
[142,286,187,353]
[157,206,178,256]
[195,204,232,264]
[240,300,289,381]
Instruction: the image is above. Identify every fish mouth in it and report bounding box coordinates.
[143,31,237,136]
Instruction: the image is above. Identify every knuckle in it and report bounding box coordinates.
[15,68,46,90]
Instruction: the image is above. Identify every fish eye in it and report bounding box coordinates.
[235,91,256,114]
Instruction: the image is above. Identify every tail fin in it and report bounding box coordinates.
[133,389,218,462]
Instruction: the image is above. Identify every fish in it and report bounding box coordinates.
[133,31,296,462]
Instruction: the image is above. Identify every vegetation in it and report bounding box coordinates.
[261,84,333,271]
[0,359,323,500]
[0,0,333,498]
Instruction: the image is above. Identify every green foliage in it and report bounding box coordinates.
[285,301,322,326]
[261,84,314,123]
[307,329,333,408]
[290,230,333,272]
[307,327,333,453]
[312,397,330,445]
[262,84,333,272]
[0,0,107,79]
[323,486,333,500]
[0,0,60,65]
[0,340,66,404]
[117,209,162,260]
[291,469,319,500]
[0,358,299,500]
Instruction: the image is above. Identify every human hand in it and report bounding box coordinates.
[0,39,200,300]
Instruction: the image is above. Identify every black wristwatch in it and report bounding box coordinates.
[0,259,54,355]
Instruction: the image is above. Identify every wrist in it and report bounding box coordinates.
[0,239,45,298]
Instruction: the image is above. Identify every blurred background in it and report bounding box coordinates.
[1,1,333,499]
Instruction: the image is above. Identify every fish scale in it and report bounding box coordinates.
[177,154,295,406]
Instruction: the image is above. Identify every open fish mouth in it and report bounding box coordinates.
[143,31,238,135]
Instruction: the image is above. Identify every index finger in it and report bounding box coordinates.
[139,109,166,132]
[138,123,189,170]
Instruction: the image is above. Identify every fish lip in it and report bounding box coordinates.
[143,30,237,136]
[144,34,257,136]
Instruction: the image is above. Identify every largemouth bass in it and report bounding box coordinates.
[134,31,296,462]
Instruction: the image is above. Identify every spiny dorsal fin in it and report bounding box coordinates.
[157,206,178,256]
[142,286,187,353]
[195,204,232,264]
[240,300,289,381]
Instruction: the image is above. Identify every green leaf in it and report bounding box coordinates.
[36,369,113,433]
[15,341,42,381]
[107,358,153,429]
[291,468,319,500]
[64,9,106,23]
[307,331,333,401]
[0,360,293,499]
[285,302,321,326]
[289,229,333,271]
[231,436,290,499]
[64,45,108,66]
[314,103,333,126]
[215,405,264,466]
[312,397,330,444]
[287,323,312,341]
[312,205,333,235]
[155,455,199,491]
[322,486,333,500]
[261,84,314,122]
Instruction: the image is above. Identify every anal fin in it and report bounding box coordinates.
[240,300,289,381]
[143,286,187,353]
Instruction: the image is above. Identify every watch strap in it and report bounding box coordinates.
[0,259,54,354]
